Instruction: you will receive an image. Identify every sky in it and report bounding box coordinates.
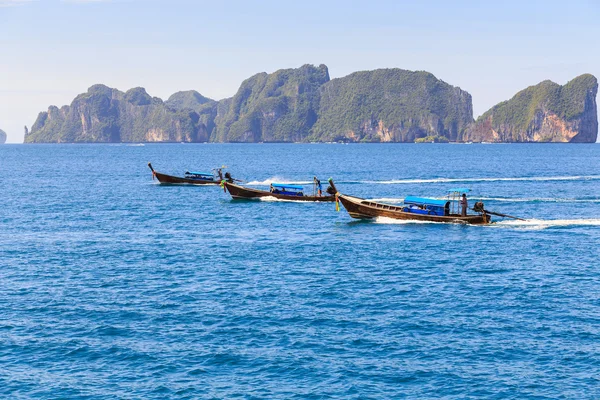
[1,0,599,143]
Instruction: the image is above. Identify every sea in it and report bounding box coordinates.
[1,143,600,399]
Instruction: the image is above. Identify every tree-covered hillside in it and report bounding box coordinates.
[25,85,210,143]
[24,66,598,143]
[464,74,598,142]
[214,64,330,142]
[310,69,473,142]
[166,90,214,113]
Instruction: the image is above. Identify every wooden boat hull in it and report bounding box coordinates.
[225,182,335,202]
[338,194,492,225]
[153,171,218,185]
[148,162,219,185]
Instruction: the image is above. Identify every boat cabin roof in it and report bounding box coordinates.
[404,196,449,207]
[186,171,213,177]
[271,183,303,190]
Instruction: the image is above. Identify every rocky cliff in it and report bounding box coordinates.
[25,85,211,143]
[25,66,598,143]
[0,128,6,144]
[311,69,473,142]
[464,74,598,143]
[213,66,474,143]
[214,64,330,142]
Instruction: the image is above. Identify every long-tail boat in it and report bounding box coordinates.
[148,163,230,185]
[328,179,494,225]
[224,178,336,202]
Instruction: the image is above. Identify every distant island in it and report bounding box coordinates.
[0,128,6,144]
[24,65,598,143]
[464,74,598,142]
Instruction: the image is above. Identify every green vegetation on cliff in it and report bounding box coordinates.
[311,69,473,142]
[166,90,214,113]
[214,66,472,143]
[24,66,476,143]
[214,64,330,142]
[467,74,598,142]
[26,85,210,143]
[25,66,598,143]
[415,135,449,143]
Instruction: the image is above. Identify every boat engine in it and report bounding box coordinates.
[473,201,485,213]
[224,172,234,183]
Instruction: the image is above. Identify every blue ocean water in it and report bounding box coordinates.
[1,143,600,399]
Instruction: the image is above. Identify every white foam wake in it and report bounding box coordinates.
[258,196,314,203]
[366,198,405,203]
[477,197,600,203]
[366,196,600,204]
[367,175,600,185]
[247,175,600,186]
[493,218,600,230]
[246,177,312,186]
[372,216,600,229]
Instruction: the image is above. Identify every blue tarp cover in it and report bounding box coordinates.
[186,172,213,176]
[271,183,303,190]
[404,196,449,207]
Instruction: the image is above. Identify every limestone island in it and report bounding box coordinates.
[24,65,598,144]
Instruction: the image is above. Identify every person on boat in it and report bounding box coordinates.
[460,193,468,216]
[314,177,322,197]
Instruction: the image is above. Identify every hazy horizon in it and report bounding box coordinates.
[1,0,599,143]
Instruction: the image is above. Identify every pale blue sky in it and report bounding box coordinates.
[1,0,599,143]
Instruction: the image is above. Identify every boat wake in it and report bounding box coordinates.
[245,175,600,187]
[247,177,312,185]
[367,198,405,203]
[366,175,600,185]
[373,216,600,229]
[477,197,600,203]
[367,196,600,204]
[258,196,314,203]
[492,218,600,230]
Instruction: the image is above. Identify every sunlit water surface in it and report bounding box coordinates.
[1,143,599,398]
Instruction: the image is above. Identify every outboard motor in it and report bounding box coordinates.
[224,172,234,183]
[473,201,485,213]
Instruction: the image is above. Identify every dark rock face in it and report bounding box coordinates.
[311,69,473,142]
[464,74,598,143]
[25,85,210,143]
[0,128,6,144]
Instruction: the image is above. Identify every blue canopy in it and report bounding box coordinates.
[271,183,303,190]
[447,188,471,193]
[186,171,213,176]
[404,196,449,207]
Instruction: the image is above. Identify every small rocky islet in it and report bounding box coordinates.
[24,65,598,144]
